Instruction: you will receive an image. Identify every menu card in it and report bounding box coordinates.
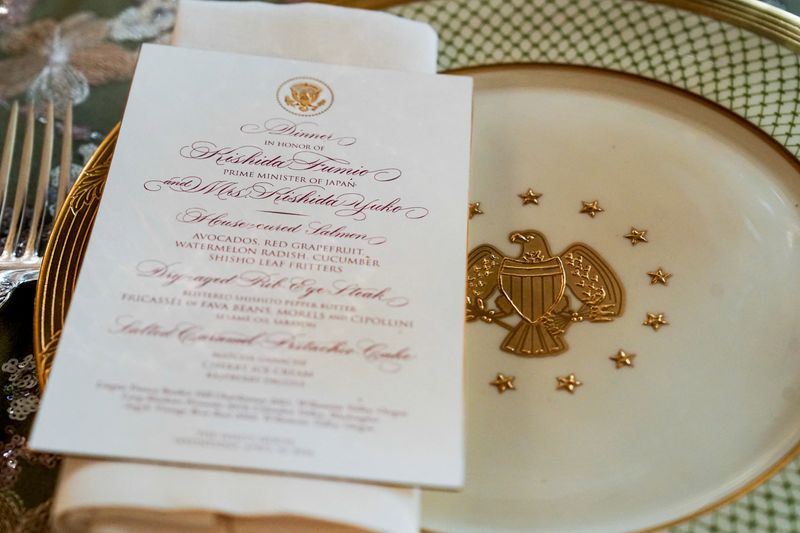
[31,44,472,488]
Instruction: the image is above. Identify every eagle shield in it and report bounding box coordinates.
[498,257,565,324]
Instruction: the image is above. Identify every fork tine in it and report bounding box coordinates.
[55,100,72,214]
[24,100,54,259]
[2,101,35,259]
[0,101,19,236]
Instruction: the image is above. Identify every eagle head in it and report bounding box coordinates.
[509,230,552,259]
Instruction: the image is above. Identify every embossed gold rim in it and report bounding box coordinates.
[33,123,119,387]
[451,63,800,174]
[654,0,800,51]
[316,0,800,52]
[31,0,800,529]
[638,444,800,533]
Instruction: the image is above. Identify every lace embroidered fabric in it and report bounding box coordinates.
[1,13,135,114]
[0,352,59,533]
[0,4,178,529]
[2,355,39,422]
[0,1,176,115]
[0,491,51,533]
[0,0,36,33]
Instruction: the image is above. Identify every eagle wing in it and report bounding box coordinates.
[466,244,504,321]
[560,243,624,322]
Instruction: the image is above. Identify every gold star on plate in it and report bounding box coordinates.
[468,202,484,219]
[624,227,648,245]
[518,188,542,205]
[580,200,604,218]
[609,349,636,368]
[643,312,668,331]
[490,373,516,394]
[556,373,582,394]
[647,267,672,285]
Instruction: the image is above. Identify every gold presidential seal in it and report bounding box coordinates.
[466,230,624,357]
[277,77,333,116]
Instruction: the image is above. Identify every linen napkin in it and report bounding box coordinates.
[50,2,438,532]
[171,0,437,73]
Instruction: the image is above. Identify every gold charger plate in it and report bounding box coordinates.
[35,0,800,531]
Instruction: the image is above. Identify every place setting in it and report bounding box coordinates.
[1,0,800,532]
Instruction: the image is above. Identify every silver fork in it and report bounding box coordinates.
[0,99,73,308]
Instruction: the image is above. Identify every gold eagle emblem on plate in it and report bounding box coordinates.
[466,230,624,356]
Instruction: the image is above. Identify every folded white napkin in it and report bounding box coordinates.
[171,0,437,73]
[54,459,419,533]
[50,2,438,532]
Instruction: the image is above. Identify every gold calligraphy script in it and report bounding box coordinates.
[284,82,326,113]
[466,230,624,356]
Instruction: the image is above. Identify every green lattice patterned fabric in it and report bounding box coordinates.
[386,1,800,531]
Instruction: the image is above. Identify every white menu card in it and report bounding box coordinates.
[31,44,472,488]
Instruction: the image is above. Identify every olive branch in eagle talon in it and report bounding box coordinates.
[465,230,625,356]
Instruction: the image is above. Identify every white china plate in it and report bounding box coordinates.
[420,65,800,533]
